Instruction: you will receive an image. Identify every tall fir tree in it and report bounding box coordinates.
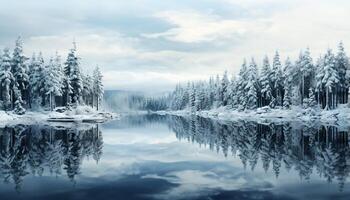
[11,37,29,107]
[0,48,14,110]
[65,47,83,105]
[271,51,283,107]
[245,58,258,109]
[221,71,229,106]
[93,66,104,111]
[322,49,339,110]
[260,56,272,107]
[336,42,349,104]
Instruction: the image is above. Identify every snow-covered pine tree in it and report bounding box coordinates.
[236,59,248,110]
[221,71,229,106]
[283,58,294,109]
[315,56,325,107]
[53,52,64,106]
[180,83,190,109]
[336,42,349,104]
[195,84,202,111]
[63,75,73,107]
[322,49,339,110]
[207,77,215,107]
[44,57,63,111]
[245,58,258,109]
[283,85,292,109]
[189,83,196,113]
[214,75,221,108]
[260,56,272,107]
[65,47,83,105]
[82,74,94,107]
[271,51,284,107]
[308,87,317,108]
[93,66,103,111]
[13,85,25,115]
[0,48,15,110]
[29,52,45,108]
[299,48,314,101]
[227,74,237,108]
[11,37,29,106]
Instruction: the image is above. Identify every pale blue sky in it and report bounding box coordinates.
[1,0,350,93]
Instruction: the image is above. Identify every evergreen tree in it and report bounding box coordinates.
[336,42,349,104]
[29,52,45,107]
[82,74,93,106]
[236,60,248,110]
[322,49,339,110]
[93,66,103,111]
[227,75,237,108]
[189,83,196,113]
[283,58,293,109]
[271,51,284,106]
[0,48,14,110]
[260,56,272,107]
[308,87,317,108]
[214,75,221,107]
[65,48,83,104]
[11,37,29,106]
[13,85,25,115]
[245,58,258,109]
[221,71,229,106]
[299,48,314,101]
[44,57,63,110]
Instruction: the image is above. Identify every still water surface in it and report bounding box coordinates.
[0,114,349,200]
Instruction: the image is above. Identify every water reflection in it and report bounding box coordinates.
[126,114,350,191]
[0,114,349,198]
[0,124,102,191]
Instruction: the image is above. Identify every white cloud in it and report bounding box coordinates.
[144,10,269,43]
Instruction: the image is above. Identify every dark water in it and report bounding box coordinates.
[0,115,349,200]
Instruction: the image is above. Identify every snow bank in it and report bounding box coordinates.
[155,104,350,124]
[0,106,119,126]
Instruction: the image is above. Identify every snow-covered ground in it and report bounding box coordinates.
[0,106,119,127]
[155,104,350,125]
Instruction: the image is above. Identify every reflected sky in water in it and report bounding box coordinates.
[0,115,349,200]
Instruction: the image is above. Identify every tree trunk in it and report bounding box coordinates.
[325,88,329,110]
[97,97,99,111]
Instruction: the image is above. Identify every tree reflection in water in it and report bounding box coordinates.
[1,114,350,193]
[136,114,350,191]
[0,124,103,192]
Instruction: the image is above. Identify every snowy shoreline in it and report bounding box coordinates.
[154,104,350,125]
[0,106,119,127]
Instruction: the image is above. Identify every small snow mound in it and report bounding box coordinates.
[0,111,16,122]
[256,106,270,114]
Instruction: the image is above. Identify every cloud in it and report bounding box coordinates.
[144,10,269,43]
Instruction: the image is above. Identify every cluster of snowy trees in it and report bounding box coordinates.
[0,124,102,191]
[0,37,104,114]
[166,42,350,111]
[166,115,349,190]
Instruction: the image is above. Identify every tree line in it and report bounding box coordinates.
[0,37,104,114]
[153,42,350,112]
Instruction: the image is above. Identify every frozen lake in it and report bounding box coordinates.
[0,114,349,200]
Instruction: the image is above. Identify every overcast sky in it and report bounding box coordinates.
[1,0,350,93]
